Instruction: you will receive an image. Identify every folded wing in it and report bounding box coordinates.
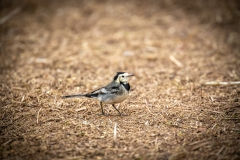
[85,82,120,98]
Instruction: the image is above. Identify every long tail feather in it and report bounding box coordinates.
[62,94,85,98]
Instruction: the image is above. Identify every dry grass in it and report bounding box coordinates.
[1,0,240,159]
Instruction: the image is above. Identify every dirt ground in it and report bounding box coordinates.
[1,0,240,159]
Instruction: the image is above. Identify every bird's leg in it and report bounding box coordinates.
[100,102,105,115]
[112,104,122,116]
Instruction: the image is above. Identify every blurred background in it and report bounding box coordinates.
[1,0,239,79]
[1,0,240,159]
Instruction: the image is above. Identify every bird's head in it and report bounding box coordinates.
[113,72,134,83]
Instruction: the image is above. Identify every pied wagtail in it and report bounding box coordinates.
[63,72,134,115]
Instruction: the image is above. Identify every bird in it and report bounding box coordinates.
[63,72,134,116]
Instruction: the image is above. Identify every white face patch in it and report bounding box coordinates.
[118,73,129,83]
[114,72,133,83]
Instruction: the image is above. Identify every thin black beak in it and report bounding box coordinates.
[127,74,134,77]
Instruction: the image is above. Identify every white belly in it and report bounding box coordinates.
[98,91,129,104]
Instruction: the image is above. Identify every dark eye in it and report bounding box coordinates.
[121,75,124,78]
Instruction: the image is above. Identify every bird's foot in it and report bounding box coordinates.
[97,111,107,116]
